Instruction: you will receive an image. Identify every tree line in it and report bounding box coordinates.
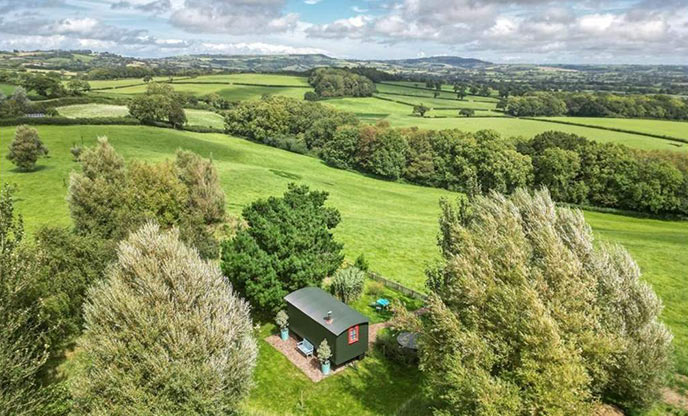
[225,96,688,216]
[506,91,688,120]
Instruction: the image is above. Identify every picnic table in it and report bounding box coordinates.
[376,298,390,310]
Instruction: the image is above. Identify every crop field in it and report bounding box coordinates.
[57,103,130,118]
[537,117,688,141]
[55,104,225,129]
[2,125,686,382]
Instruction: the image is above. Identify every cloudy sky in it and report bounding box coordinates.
[0,0,686,64]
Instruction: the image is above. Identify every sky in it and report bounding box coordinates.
[0,0,686,64]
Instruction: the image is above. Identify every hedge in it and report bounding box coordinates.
[0,116,140,126]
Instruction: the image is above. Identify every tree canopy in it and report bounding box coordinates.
[221,184,343,313]
[419,189,672,415]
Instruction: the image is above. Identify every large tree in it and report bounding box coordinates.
[0,185,50,415]
[419,189,672,415]
[128,82,187,127]
[71,222,257,415]
[68,138,225,258]
[221,184,343,313]
[7,125,48,171]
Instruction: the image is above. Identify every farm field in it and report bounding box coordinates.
[1,124,686,382]
[90,82,311,101]
[323,98,688,151]
[0,82,16,95]
[84,76,183,90]
[55,104,225,129]
[537,116,688,140]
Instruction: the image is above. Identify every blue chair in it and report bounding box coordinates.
[297,338,314,358]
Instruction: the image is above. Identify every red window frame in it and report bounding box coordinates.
[348,325,359,344]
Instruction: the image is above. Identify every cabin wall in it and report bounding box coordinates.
[286,303,336,356]
[334,323,368,365]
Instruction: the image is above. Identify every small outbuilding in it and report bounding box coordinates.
[285,287,369,366]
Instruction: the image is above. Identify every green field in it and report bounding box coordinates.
[55,104,225,129]
[1,124,686,377]
[0,82,16,95]
[538,117,688,140]
[2,124,686,414]
[323,98,688,151]
[57,104,130,118]
[91,82,311,101]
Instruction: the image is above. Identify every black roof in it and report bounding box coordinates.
[285,287,369,335]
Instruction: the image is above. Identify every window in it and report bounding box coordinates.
[348,325,359,344]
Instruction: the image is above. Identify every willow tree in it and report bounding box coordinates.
[71,223,257,415]
[420,189,672,415]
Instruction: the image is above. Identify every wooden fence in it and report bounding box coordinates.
[367,272,428,302]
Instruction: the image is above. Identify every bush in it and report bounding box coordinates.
[304,91,318,101]
[6,125,48,171]
[275,310,288,330]
[317,339,332,364]
[221,184,344,313]
[366,281,385,297]
[354,253,369,271]
[71,223,257,415]
[331,266,366,304]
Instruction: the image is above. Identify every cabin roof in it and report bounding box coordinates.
[285,287,369,335]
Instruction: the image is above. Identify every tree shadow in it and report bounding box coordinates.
[8,165,53,173]
[269,169,302,180]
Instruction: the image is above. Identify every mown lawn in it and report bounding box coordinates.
[1,124,686,379]
[0,82,17,95]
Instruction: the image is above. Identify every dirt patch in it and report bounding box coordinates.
[266,333,357,382]
[593,404,624,416]
[663,387,688,411]
[367,322,391,346]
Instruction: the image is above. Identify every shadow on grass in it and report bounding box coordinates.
[338,349,426,415]
[8,164,53,173]
[269,169,302,180]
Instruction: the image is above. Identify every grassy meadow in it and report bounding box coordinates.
[1,124,686,382]
[538,116,688,140]
[55,104,225,129]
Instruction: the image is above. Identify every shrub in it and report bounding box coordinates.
[317,340,332,364]
[331,266,365,304]
[304,91,318,101]
[221,184,344,313]
[366,281,384,297]
[275,310,288,330]
[354,253,369,271]
[71,223,257,415]
[70,145,82,161]
[6,125,48,171]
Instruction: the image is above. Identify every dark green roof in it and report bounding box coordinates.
[284,287,368,335]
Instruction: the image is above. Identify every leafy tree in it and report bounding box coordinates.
[66,79,90,95]
[321,125,359,169]
[458,108,475,117]
[175,150,226,224]
[308,68,375,98]
[413,104,429,117]
[19,73,65,97]
[532,147,587,203]
[304,91,318,101]
[68,138,223,257]
[422,189,672,415]
[128,82,187,127]
[355,124,408,180]
[0,86,31,117]
[221,184,343,313]
[354,253,369,271]
[0,185,50,415]
[331,266,365,304]
[71,223,257,415]
[6,125,48,171]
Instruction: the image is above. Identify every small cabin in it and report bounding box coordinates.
[285,287,369,366]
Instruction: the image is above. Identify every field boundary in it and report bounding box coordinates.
[372,94,492,112]
[522,117,688,145]
[368,272,427,301]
